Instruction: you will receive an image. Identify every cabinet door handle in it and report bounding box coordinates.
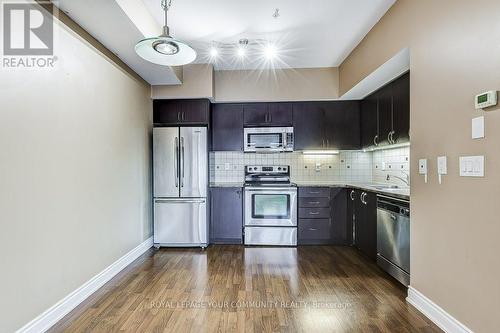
[309,212,320,215]
[308,228,318,231]
[374,135,379,146]
[177,112,180,121]
[326,139,329,147]
[182,112,185,121]
[308,201,320,205]
[309,191,320,194]
[350,190,355,201]
[268,113,272,123]
[322,139,325,148]
[388,132,392,144]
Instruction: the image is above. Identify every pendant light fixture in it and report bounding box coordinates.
[135,0,196,66]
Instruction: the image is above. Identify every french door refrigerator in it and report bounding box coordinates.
[153,127,208,248]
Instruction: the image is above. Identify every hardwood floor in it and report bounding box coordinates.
[48,246,441,333]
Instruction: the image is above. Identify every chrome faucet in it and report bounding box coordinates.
[386,172,410,186]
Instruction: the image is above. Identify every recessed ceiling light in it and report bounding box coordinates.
[135,0,196,66]
[209,47,218,58]
[237,47,246,57]
[264,44,277,59]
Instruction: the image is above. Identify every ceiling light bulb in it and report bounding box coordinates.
[264,45,277,59]
[237,47,246,57]
[209,47,218,57]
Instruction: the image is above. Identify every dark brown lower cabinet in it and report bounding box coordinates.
[210,187,243,244]
[354,190,377,260]
[298,187,351,245]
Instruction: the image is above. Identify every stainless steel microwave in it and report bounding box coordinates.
[244,127,294,153]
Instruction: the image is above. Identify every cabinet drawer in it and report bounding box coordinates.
[299,207,330,219]
[299,197,330,208]
[299,187,331,198]
[299,219,331,240]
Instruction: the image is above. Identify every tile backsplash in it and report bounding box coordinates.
[209,146,410,185]
[372,147,410,186]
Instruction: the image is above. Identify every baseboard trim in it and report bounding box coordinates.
[407,286,473,333]
[16,237,153,333]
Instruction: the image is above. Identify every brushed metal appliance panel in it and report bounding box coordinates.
[377,209,410,273]
[154,199,207,246]
[180,127,207,198]
[153,127,179,198]
[244,187,297,227]
[245,227,297,246]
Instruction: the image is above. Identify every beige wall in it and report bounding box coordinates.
[151,66,339,102]
[151,64,214,99]
[340,1,500,332]
[0,20,152,333]
[214,67,339,102]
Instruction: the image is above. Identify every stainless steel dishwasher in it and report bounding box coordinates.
[377,195,410,286]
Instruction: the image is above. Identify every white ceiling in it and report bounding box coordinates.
[57,0,395,84]
[142,0,396,70]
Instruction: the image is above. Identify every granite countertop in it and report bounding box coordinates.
[294,182,410,200]
[210,181,410,200]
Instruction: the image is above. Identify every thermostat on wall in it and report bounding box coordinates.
[475,91,497,109]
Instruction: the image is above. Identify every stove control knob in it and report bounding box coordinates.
[278,167,282,170]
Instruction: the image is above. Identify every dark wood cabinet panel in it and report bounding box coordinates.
[293,103,326,150]
[210,187,243,244]
[153,100,183,124]
[267,103,293,126]
[330,188,351,245]
[391,72,410,143]
[360,96,378,148]
[298,187,331,198]
[377,87,393,145]
[153,99,209,125]
[211,104,243,151]
[243,103,269,126]
[355,191,377,260]
[324,101,361,150]
[299,219,332,240]
[359,72,410,148]
[181,99,210,124]
[298,187,351,245]
[299,197,330,208]
[299,208,331,219]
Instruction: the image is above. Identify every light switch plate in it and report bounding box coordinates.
[472,116,485,139]
[437,156,447,174]
[459,156,484,177]
[418,159,427,174]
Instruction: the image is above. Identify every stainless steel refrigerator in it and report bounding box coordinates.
[153,127,208,248]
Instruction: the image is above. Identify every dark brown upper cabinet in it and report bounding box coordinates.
[359,72,410,148]
[360,96,378,148]
[391,72,410,143]
[293,101,360,150]
[153,99,210,126]
[292,102,326,150]
[324,101,361,150]
[243,103,292,127]
[211,104,243,151]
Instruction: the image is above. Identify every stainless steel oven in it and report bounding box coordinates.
[243,165,297,246]
[244,127,294,153]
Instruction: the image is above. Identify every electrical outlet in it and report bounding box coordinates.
[224,163,230,170]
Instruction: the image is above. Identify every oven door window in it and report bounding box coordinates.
[247,133,283,148]
[252,194,290,219]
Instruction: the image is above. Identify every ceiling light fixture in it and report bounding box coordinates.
[135,0,196,66]
[209,47,218,58]
[264,44,277,59]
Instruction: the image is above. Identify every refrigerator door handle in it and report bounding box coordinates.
[180,136,185,188]
[154,199,206,204]
[174,137,179,188]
